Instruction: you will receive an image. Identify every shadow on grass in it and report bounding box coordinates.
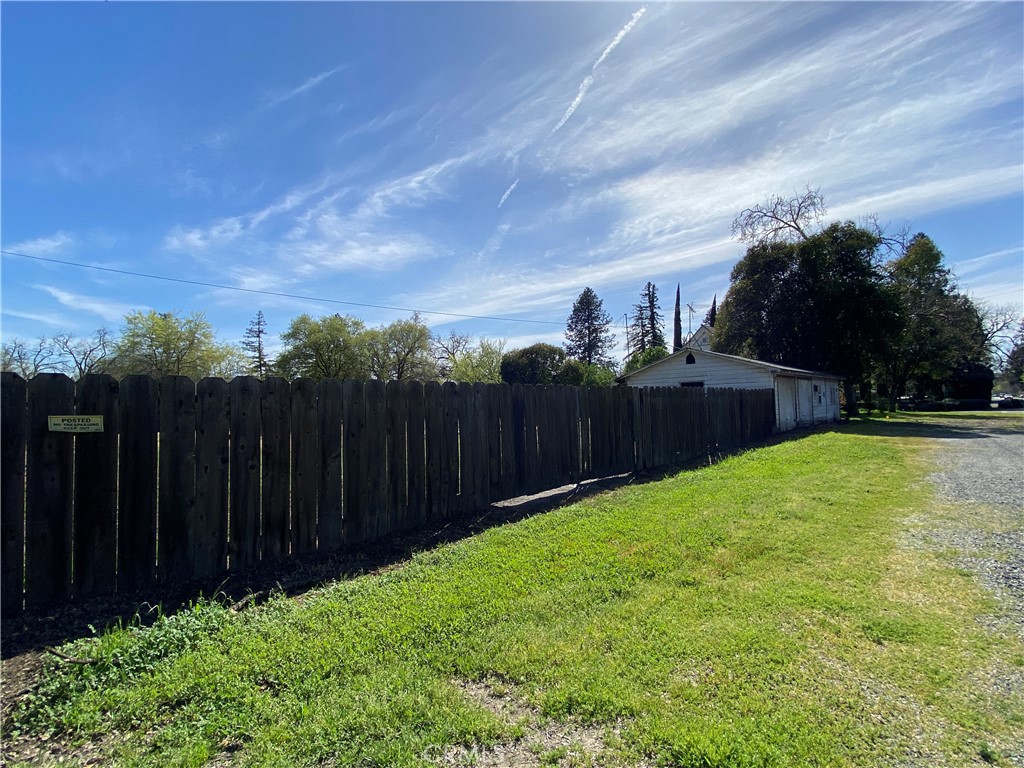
[836,413,1023,440]
[0,471,646,661]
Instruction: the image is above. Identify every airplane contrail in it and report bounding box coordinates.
[551,6,647,134]
[497,178,520,208]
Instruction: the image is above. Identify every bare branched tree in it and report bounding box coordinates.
[431,330,471,379]
[860,213,912,258]
[977,302,1022,367]
[731,186,827,244]
[1,336,61,378]
[52,328,114,378]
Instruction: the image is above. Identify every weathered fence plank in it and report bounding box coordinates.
[423,381,443,523]
[261,377,291,559]
[24,374,75,606]
[194,377,229,579]
[1,373,27,616]
[343,379,367,545]
[440,382,460,519]
[291,378,319,554]
[317,378,344,552]
[73,375,120,597]
[230,377,262,567]
[118,376,159,592]
[158,376,197,584]
[365,379,387,540]
[386,380,408,533]
[406,381,427,529]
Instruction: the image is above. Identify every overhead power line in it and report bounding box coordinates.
[1,250,563,326]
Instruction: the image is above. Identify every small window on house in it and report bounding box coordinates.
[679,381,704,388]
[813,384,819,393]
[685,353,696,364]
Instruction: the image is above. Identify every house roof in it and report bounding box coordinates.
[617,345,844,384]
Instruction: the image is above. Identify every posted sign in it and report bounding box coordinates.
[48,415,104,433]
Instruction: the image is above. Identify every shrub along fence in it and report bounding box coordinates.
[0,372,775,615]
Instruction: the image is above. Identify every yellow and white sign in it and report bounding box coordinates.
[48,415,104,433]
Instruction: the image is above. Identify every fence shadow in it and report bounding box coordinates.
[835,416,1021,441]
[1,464,691,660]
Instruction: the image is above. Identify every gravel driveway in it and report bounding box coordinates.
[924,417,1024,638]
[908,416,1024,767]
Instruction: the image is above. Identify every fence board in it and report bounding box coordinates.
[261,377,291,559]
[158,376,197,584]
[406,381,427,529]
[440,382,459,519]
[386,381,408,532]
[343,380,367,545]
[1,373,27,616]
[291,378,319,554]
[72,375,120,597]
[194,377,229,579]
[318,378,344,552]
[424,381,443,522]
[497,383,514,498]
[230,377,262,566]
[365,380,387,540]
[24,374,75,606]
[117,376,159,592]
[510,384,526,497]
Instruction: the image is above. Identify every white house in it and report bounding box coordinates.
[618,347,843,431]
[683,323,714,351]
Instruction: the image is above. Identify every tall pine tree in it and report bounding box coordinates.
[704,294,717,328]
[673,284,683,352]
[564,287,615,367]
[629,282,665,356]
[242,310,270,377]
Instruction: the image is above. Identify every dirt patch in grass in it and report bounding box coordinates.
[439,679,648,768]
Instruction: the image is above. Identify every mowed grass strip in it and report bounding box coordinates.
[9,421,1023,767]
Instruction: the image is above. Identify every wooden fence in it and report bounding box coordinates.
[0,372,776,615]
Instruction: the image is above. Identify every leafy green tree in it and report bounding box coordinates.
[365,314,437,381]
[876,234,987,409]
[108,310,245,379]
[564,287,615,367]
[1000,325,1024,393]
[623,345,669,375]
[242,311,270,378]
[500,343,566,385]
[274,313,369,381]
[449,338,506,383]
[555,358,616,386]
[715,223,890,414]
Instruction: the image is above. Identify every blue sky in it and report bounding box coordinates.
[2,1,1022,361]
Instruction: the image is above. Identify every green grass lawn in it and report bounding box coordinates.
[8,418,1023,767]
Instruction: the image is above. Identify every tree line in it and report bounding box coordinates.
[715,188,1021,411]
[5,187,1019,400]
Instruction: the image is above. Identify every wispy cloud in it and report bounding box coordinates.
[35,285,142,323]
[477,224,511,261]
[4,231,75,256]
[497,178,519,208]
[262,64,346,110]
[1,308,71,328]
[551,5,647,135]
